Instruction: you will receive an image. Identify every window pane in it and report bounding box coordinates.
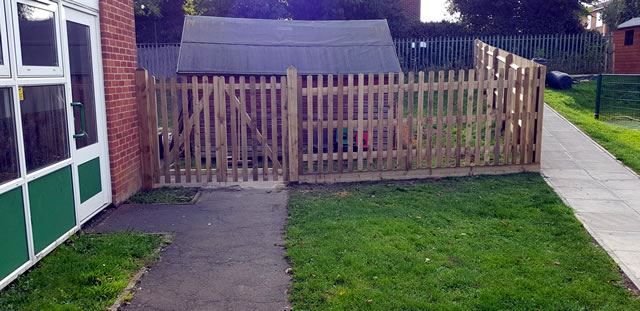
[0,88,19,184]
[17,3,58,67]
[67,21,98,148]
[21,85,69,172]
[625,30,634,46]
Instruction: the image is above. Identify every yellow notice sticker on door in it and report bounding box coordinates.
[18,87,24,101]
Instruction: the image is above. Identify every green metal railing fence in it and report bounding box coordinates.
[595,74,640,128]
[395,33,611,74]
[137,43,181,78]
[137,33,612,78]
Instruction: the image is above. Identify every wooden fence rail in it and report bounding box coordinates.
[136,41,546,186]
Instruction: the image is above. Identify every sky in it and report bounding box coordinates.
[421,0,454,22]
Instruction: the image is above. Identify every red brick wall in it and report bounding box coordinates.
[399,0,421,21]
[613,27,640,74]
[100,0,142,204]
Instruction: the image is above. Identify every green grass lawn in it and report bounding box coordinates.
[0,233,167,311]
[545,81,640,173]
[287,174,640,310]
[127,187,199,204]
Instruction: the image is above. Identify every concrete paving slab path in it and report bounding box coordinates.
[89,187,290,311]
[542,106,640,289]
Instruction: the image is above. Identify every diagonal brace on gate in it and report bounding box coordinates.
[223,84,281,171]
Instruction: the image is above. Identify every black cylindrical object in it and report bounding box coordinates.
[547,71,573,90]
[532,58,548,66]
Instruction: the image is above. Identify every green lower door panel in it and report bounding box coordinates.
[29,166,76,254]
[0,188,29,280]
[78,157,102,203]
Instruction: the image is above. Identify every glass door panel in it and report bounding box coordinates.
[67,21,97,149]
[64,7,110,222]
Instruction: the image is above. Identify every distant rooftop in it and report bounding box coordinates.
[177,16,401,75]
[618,17,640,30]
[587,0,611,12]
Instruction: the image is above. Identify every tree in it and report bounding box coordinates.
[134,0,162,17]
[287,0,409,36]
[226,0,288,19]
[135,0,288,43]
[404,21,470,38]
[135,0,186,43]
[602,0,640,30]
[183,0,210,15]
[137,0,499,42]
[448,0,595,35]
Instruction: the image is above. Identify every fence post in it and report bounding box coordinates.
[136,68,153,189]
[604,35,613,74]
[534,65,547,164]
[595,74,603,119]
[286,66,299,182]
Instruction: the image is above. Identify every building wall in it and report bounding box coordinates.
[613,27,640,74]
[583,9,608,35]
[99,0,142,204]
[399,0,421,21]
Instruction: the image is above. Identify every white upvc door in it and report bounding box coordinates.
[62,6,111,223]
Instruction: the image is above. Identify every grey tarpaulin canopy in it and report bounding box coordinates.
[177,16,401,75]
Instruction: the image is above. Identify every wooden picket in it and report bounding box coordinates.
[137,41,545,187]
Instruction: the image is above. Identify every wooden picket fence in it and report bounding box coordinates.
[136,40,546,187]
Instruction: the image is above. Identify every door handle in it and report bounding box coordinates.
[71,102,88,139]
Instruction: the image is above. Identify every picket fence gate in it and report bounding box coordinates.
[136,40,546,187]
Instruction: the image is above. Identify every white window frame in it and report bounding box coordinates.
[0,2,11,77]
[12,0,64,77]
